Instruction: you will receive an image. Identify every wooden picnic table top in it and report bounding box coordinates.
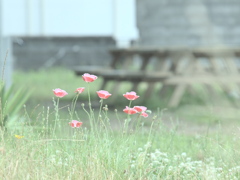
[73,46,240,107]
[109,47,240,55]
[74,47,240,75]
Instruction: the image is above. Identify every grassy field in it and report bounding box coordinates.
[1,67,240,179]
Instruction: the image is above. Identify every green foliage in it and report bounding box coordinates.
[1,119,240,179]
[0,84,31,128]
[1,67,240,179]
[12,68,102,103]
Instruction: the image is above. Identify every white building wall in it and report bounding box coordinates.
[1,0,138,46]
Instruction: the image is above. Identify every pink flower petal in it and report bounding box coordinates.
[97,90,112,99]
[53,88,68,98]
[141,112,149,118]
[75,87,85,94]
[123,106,138,114]
[82,73,98,82]
[133,106,147,112]
[123,91,140,100]
[69,120,83,128]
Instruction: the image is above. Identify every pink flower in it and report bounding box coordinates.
[82,73,98,82]
[140,112,149,118]
[133,106,147,112]
[97,90,112,99]
[123,91,140,100]
[69,120,83,128]
[75,87,85,94]
[53,88,68,98]
[123,106,138,115]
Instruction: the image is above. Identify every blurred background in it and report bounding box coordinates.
[1,0,240,124]
[0,0,137,45]
[0,0,136,80]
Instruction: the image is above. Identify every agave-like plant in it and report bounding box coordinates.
[0,83,31,130]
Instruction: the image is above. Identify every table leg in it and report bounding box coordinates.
[140,54,152,70]
[168,84,187,107]
[144,82,155,99]
[132,81,140,92]
[111,80,121,96]
[100,78,108,90]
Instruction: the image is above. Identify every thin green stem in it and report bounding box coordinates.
[87,83,91,109]
[82,103,96,135]
[1,50,8,86]
[115,109,123,133]
[129,100,132,108]
[70,94,80,119]
[123,100,133,135]
[127,100,133,120]
[53,97,60,135]
[147,119,156,143]
[98,99,103,121]
[82,105,91,125]
[86,83,96,131]
[87,83,94,118]
[135,113,142,132]
[102,108,112,134]
[46,106,50,138]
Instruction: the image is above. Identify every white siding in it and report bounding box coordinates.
[1,0,138,46]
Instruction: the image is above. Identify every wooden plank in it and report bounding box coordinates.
[165,75,240,84]
[132,81,140,92]
[74,47,240,108]
[74,66,110,76]
[109,51,122,68]
[224,57,239,74]
[155,57,169,72]
[144,82,155,99]
[100,79,108,90]
[111,81,122,94]
[140,53,152,71]
[223,56,240,96]
[208,57,220,74]
[168,85,187,107]
[161,52,195,107]
[158,52,185,100]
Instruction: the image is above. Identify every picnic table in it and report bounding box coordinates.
[74,47,240,107]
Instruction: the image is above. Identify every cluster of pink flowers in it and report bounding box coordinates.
[123,92,149,118]
[53,73,149,128]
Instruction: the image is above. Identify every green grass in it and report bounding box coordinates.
[12,68,101,102]
[1,115,240,179]
[0,67,239,179]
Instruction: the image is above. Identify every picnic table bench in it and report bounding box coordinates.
[74,47,240,107]
[74,48,172,98]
